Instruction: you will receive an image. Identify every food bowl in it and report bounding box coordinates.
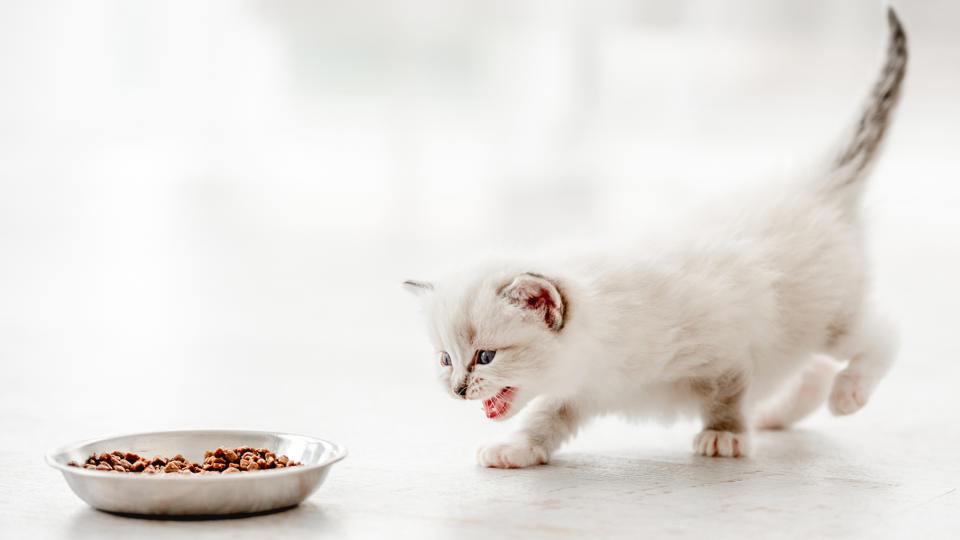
[46,429,347,517]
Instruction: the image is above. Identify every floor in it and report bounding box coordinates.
[3,303,960,539]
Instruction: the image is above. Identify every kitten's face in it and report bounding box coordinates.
[404,270,566,421]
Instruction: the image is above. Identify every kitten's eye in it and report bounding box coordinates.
[440,352,452,367]
[476,350,496,365]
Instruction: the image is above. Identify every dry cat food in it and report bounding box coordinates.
[67,446,302,475]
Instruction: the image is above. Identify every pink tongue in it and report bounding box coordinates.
[482,399,495,416]
[482,388,513,418]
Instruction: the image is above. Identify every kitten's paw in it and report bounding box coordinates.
[477,442,549,469]
[693,430,751,458]
[829,372,870,416]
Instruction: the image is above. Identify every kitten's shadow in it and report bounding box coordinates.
[64,502,343,539]
[752,427,845,460]
[513,428,848,492]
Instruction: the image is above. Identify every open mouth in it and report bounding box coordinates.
[481,387,517,419]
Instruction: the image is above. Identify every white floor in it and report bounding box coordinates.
[3,295,960,539]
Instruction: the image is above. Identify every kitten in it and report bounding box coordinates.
[404,8,907,468]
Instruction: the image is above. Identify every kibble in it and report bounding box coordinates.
[67,447,302,475]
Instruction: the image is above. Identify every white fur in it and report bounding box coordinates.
[409,180,898,467]
[405,10,905,468]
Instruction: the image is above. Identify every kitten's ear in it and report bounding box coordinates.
[403,280,434,296]
[499,273,565,331]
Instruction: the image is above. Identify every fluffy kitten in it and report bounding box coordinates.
[405,8,906,468]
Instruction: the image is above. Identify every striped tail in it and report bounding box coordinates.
[820,7,907,208]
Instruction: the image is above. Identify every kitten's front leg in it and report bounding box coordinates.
[691,371,752,458]
[477,398,581,469]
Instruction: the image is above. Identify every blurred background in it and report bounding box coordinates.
[1,0,958,494]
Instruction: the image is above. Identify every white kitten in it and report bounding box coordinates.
[405,9,906,468]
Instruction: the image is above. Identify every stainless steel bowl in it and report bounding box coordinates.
[46,429,347,517]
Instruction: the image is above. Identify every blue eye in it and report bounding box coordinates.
[477,350,496,365]
[440,352,452,367]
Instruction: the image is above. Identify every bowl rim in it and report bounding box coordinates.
[45,429,348,480]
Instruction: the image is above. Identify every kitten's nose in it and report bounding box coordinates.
[455,383,468,399]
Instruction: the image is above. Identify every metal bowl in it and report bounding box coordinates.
[46,429,347,517]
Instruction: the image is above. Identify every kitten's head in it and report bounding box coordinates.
[404,267,569,421]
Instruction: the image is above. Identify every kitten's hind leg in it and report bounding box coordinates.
[691,371,751,458]
[826,310,898,416]
[755,355,840,430]
[477,398,582,469]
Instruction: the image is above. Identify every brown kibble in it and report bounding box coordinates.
[75,448,299,475]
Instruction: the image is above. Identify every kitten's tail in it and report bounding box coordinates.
[817,7,907,210]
